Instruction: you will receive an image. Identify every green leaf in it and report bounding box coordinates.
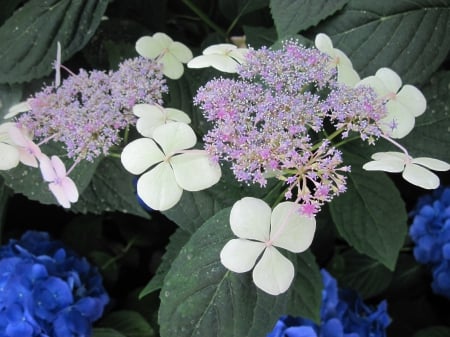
[99,310,155,337]
[243,25,277,48]
[163,165,282,234]
[413,326,450,337]
[329,149,407,270]
[71,157,150,218]
[92,328,126,337]
[139,228,191,297]
[312,0,450,84]
[400,71,450,162]
[0,177,12,242]
[158,208,321,337]
[219,0,269,20]
[0,83,22,118]
[0,0,109,84]
[0,1,23,26]
[0,142,100,206]
[329,249,393,299]
[270,0,349,38]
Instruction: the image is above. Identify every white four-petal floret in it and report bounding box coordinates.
[187,43,248,73]
[121,122,221,211]
[136,32,193,80]
[363,151,450,189]
[220,197,316,295]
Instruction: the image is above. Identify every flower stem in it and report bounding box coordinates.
[380,134,410,157]
[182,0,227,38]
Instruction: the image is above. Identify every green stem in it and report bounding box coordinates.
[102,237,137,270]
[182,0,227,38]
[333,135,360,148]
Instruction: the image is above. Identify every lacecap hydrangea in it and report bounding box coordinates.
[0,231,109,337]
[266,269,390,337]
[409,187,450,298]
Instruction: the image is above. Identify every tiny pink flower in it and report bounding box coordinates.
[39,155,79,208]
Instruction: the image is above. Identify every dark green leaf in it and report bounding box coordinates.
[159,208,321,337]
[311,0,450,84]
[90,251,119,286]
[219,0,269,20]
[99,310,155,337]
[243,25,277,48]
[329,249,393,299]
[0,177,12,242]
[71,157,150,218]
[400,71,450,162]
[139,228,191,298]
[0,83,23,118]
[413,326,450,337]
[270,0,349,38]
[0,0,23,26]
[163,165,282,234]
[329,149,407,270]
[92,328,126,337]
[0,0,109,84]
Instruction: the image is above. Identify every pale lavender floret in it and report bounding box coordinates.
[18,57,167,162]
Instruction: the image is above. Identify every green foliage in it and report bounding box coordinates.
[99,310,156,337]
[413,326,450,337]
[158,208,322,336]
[329,149,407,270]
[311,0,450,84]
[270,0,349,38]
[0,0,109,84]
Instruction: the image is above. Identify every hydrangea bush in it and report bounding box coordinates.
[0,1,449,336]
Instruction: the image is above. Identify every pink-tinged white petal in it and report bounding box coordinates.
[379,102,415,139]
[337,63,360,87]
[50,155,67,177]
[357,76,389,97]
[134,104,166,137]
[8,125,30,147]
[362,153,405,173]
[153,122,197,154]
[203,44,238,55]
[229,197,271,241]
[314,33,334,55]
[136,162,183,211]
[375,68,402,93]
[171,151,222,191]
[165,108,191,124]
[121,138,165,175]
[403,164,440,189]
[412,157,450,171]
[152,32,173,49]
[135,36,164,59]
[160,52,185,79]
[0,143,20,170]
[39,155,57,182]
[396,84,427,117]
[270,202,316,253]
[220,239,265,273]
[4,101,31,119]
[252,246,294,295]
[188,54,240,73]
[229,48,248,63]
[170,41,193,63]
[61,177,79,203]
[49,183,71,208]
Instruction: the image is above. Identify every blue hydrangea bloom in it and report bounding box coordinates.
[0,231,109,337]
[267,270,390,337]
[409,187,450,298]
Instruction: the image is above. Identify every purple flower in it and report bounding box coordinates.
[267,270,390,337]
[0,231,109,337]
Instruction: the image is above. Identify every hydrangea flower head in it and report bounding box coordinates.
[121,122,222,211]
[0,231,109,337]
[187,43,248,73]
[410,187,450,298]
[358,67,426,138]
[220,197,316,295]
[136,32,193,79]
[16,56,166,162]
[267,269,390,337]
[363,151,450,189]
